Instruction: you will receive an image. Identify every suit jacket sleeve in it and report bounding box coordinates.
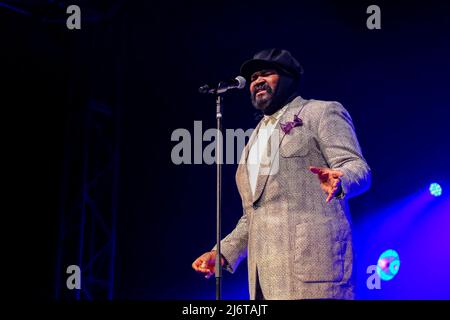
[212,210,248,273]
[318,102,371,199]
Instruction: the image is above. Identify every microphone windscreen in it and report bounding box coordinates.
[235,76,246,89]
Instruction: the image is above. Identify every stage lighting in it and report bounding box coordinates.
[429,183,442,197]
[377,249,400,281]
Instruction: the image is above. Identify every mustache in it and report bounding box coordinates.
[252,83,273,97]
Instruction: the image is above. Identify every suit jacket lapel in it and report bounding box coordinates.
[236,119,264,208]
[251,96,309,204]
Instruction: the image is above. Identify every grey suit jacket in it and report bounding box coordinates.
[217,96,371,300]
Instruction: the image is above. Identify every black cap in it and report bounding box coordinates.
[240,48,304,81]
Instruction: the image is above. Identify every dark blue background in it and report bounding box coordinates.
[3,0,449,300]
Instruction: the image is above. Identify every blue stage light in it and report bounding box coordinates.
[377,249,400,281]
[429,183,442,197]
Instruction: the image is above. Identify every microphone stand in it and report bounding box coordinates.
[200,79,245,300]
[215,94,223,300]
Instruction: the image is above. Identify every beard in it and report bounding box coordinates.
[251,82,275,111]
[251,74,300,116]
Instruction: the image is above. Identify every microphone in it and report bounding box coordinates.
[199,76,246,94]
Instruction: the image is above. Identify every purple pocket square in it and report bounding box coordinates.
[280,114,303,134]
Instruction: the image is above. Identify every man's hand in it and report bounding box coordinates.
[309,166,344,203]
[192,251,225,279]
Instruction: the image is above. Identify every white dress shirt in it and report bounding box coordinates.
[247,105,288,196]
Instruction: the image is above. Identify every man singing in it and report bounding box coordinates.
[192,48,371,300]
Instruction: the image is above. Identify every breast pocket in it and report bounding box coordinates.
[279,129,311,158]
[293,220,344,283]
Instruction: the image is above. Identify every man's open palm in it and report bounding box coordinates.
[309,166,344,203]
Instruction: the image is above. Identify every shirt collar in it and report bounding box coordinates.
[262,104,289,126]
